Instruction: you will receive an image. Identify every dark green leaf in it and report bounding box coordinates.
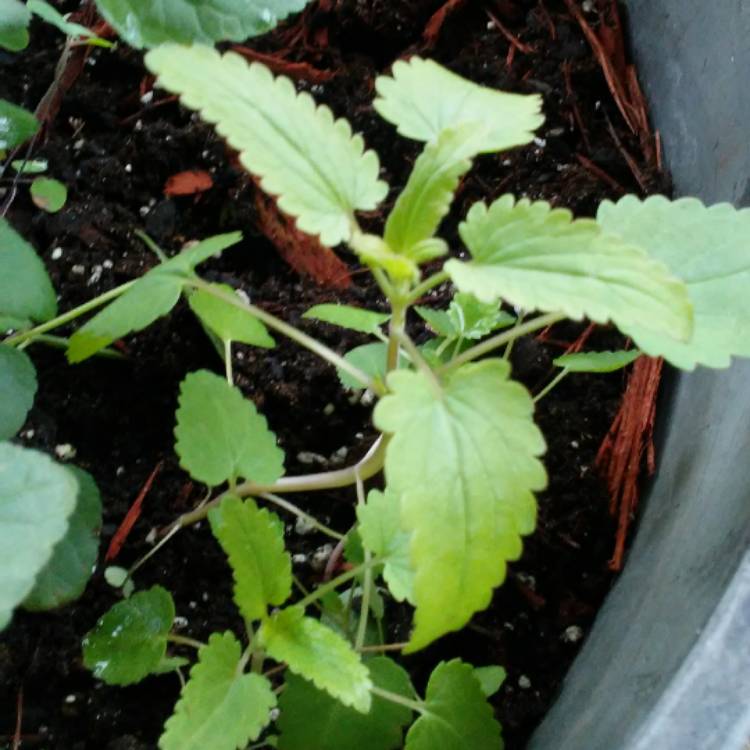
[0,99,38,149]
[553,349,640,373]
[0,345,36,439]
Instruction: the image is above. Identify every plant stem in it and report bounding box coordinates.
[294,559,381,611]
[370,686,426,715]
[407,270,450,304]
[128,522,182,579]
[260,492,345,540]
[439,312,566,373]
[167,633,206,650]
[3,281,135,346]
[187,279,381,394]
[224,339,233,384]
[533,368,570,402]
[396,330,442,395]
[27,334,124,359]
[503,312,526,361]
[358,642,409,653]
[174,435,386,529]
[387,300,406,372]
[354,471,371,651]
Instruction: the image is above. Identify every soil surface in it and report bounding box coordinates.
[0,1,666,748]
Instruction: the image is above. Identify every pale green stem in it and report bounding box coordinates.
[259,492,345,540]
[295,558,382,611]
[439,312,566,373]
[237,644,253,675]
[24,334,124,359]
[354,470,372,651]
[187,279,380,394]
[358,642,409,653]
[396,330,442,396]
[406,270,450,304]
[167,633,205,650]
[503,312,526,361]
[533,368,570,403]
[387,300,407,372]
[128,522,182,579]
[4,281,136,346]
[370,686,427,715]
[224,339,233,384]
[134,229,168,263]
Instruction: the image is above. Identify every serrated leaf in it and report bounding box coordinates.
[472,665,506,698]
[337,342,409,390]
[28,0,113,45]
[0,443,79,630]
[24,467,102,610]
[374,57,543,154]
[146,45,387,246]
[303,303,390,336]
[258,606,372,712]
[96,0,311,48]
[446,195,693,344]
[416,293,514,342]
[30,177,67,213]
[0,0,30,51]
[405,660,502,750]
[189,284,274,347]
[598,195,750,369]
[0,218,57,322]
[373,359,545,651]
[357,489,414,604]
[278,656,414,750]
[554,349,640,373]
[160,631,276,750]
[82,586,174,685]
[67,232,241,362]
[175,370,284,486]
[384,127,474,257]
[208,495,291,621]
[0,99,39,150]
[0,345,37,439]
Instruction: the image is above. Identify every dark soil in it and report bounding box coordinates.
[0,1,666,748]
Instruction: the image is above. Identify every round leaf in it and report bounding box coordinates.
[30,177,68,213]
[0,99,38,150]
[0,344,37,440]
[0,0,31,51]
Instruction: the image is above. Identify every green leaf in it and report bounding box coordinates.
[175,370,284,486]
[96,0,311,48]
[0,0,30,51]
[0,315,31,332]
[0,345,37,440]
[145,45,387,246]
[446,195,693,343]
[30,177,67,213]
[554,349,640,373]
[374,57,543,154]
[0,218,57,322]
[337,342,410,391]
[405,660,502,750]
[598,195,750,369]
[23,467,102,610]
[67,232,241,362]
[11,158,47,174]
[373,359,546,651]
[160,631,276,750]
[82,586,174,685]
[258,606,372,712]
[189,284,274,347]
[303,303,390,336]
[278,656,414,750]
[472,665,506,698]
[384,127,474,258]
[0,443,79,630]
[28,0,113,45]
[416,293,515,342]
[0,99,39,150]
[208,495,291,621]
[357,489,414,604]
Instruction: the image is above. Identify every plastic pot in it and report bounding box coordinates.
[530,3,750,749]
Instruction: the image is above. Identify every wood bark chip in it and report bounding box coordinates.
[231,45,336,83]
[163,170,214,197]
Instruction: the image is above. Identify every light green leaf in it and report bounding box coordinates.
[384,127,474,257]
[82,586,174,685]
[598,195,750,369]
[258,606,372,712]
[447,195,693,344]
[0,0,30,51]
[160,631,276,750]
[146,45,387,246]
[405,660,502,750]
[208,495,291,621]
[28,0,113,45]
[175,370,284,486]
[23,467,102,610]
[0,218,57,322]
[67,232,241,362]
[0,99,39,150]
[351,233,419,281]
[554,349,640,373]
[96,0,311,48]
[417,293,514,342]
[373,359,546,651]
[30,177,67,213]
[357,489,414,604]
[11,159,47,174]
[0,443,79,630]
[0,345,36,440]
[337,342,410,390]
[472,665,507,698]
[278,656,414,750]
[303,303,390,336]
[374,57,543,154]
[189,284,274,347]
